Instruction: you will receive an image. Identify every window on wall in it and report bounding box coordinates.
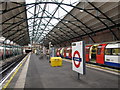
[105,48,120,56]
[97,45,102,55]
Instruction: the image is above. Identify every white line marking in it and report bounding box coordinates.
[14,53,31,88]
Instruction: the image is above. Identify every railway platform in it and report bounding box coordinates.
[1,53,119,89]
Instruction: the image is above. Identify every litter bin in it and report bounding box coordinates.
[50,57,62,67]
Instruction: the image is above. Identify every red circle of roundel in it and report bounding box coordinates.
[73,50,81,68]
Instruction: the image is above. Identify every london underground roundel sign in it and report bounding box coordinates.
[72,41,85,75]
[73,50,82,68]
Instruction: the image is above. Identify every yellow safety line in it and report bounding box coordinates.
[62,59,120,73]
[2,55,29,90]
[63,59,71,62]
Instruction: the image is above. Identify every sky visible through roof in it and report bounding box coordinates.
[25,0,80,44]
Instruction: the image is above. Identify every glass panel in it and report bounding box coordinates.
[105,48,112,55]
[97,45,102,55]
[86,47,90,54]
[26,0,80,43]
[105,48,120,56]
[112,48,120,56]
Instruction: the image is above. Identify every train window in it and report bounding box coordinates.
[105,48,120,56]
[112,48,120,56]
[72,43,76,46]
[105,48,112,55]
[97,45,102,55]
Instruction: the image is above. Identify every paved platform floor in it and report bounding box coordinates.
[7,53,119,88]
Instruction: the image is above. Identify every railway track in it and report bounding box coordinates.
[0,54,26,83]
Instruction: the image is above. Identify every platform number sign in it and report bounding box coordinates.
[72,41,85,75]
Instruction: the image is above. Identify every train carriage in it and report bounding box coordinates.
[56,42,120,68]
[0,43,23,60]
[104,43,120,68]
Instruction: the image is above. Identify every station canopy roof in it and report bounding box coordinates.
[1,0,120,46]
[1,1,29,46]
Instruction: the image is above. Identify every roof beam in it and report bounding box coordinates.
[55,23,120,45]
[32,0,37,43]
[35,0,64,42]
[33,4,47,41]
[1,4,34,25]
[59,5,96,43]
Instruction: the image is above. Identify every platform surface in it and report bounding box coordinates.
[7,53,119,88]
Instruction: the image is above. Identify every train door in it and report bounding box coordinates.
[63,47,66,58]
[56,48,59,56]
[60,48,64,57]
[6,48,9,58]
[66,47,70,59]
[0,47,3,60]
[56,48,61,57]
[69,47,72,59]
[62,47,65,58]
[96,44,107,64]
[89,45,98,63]
[65,47,72,59]
[85,45,92,62]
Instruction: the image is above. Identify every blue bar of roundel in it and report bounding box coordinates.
[73,57,81,62]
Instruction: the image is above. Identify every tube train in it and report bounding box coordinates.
[0,43,23,60]
[56,42,120,69]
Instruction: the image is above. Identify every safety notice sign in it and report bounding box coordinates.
[72,41,85,75]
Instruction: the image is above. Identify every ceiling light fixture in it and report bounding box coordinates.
[80,9,83,12]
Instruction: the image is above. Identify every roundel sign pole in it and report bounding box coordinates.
[72,41,85,79]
